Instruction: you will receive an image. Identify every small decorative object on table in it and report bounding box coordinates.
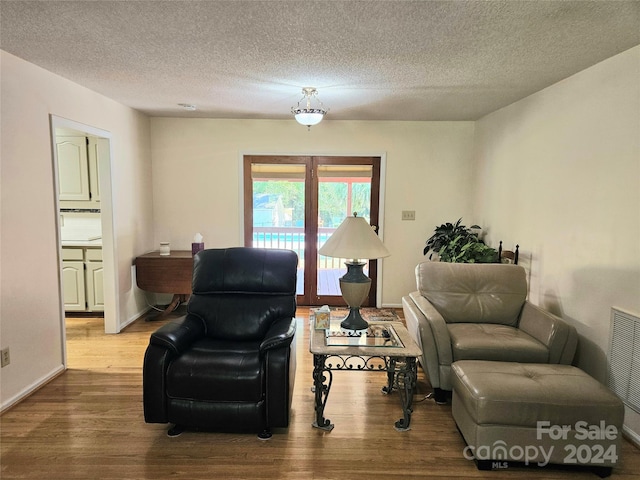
[191,232,204,256]
[159,242,171,256]
[313,305,331,330]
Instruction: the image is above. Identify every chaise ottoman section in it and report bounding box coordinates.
[451,360,624,477]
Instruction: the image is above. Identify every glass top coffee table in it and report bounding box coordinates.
[309,319,422,432]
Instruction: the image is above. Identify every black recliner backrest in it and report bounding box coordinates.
[187,247,298,340]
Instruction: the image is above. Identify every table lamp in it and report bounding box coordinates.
[318,213,390,330]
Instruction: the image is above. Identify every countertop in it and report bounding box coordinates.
[61,238,103,248]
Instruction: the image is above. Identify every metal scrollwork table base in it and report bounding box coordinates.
[309,320,422,432]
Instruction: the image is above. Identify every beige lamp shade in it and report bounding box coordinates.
[319,214,390,260]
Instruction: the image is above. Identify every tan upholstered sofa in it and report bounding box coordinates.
[402,262,578,403]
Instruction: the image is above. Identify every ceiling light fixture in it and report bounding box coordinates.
[178,103,197,111]
[291,87,328,129]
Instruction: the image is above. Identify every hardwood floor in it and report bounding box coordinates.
[1,308,639,479]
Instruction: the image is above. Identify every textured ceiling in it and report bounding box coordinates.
[1,0,639,121]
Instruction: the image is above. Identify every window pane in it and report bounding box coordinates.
[317,166,372,295]
[251,164,305,295]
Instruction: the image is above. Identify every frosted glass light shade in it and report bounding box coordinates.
[319,215,390,260]
[294,111,324,126]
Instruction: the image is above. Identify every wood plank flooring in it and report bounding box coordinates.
[1,308,639,479]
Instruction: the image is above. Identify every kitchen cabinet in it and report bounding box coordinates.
[85,248,104,311]
[62,259,86,311]
[62,247,103,312]
[57,135,101,209]
[57,136,89,202]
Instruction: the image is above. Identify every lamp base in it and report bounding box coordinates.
[340,307,369,331]
[338,261,372,331]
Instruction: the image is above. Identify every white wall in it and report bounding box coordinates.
[0,51,154,409]
[473,46,640,437]
[150,118,476,306]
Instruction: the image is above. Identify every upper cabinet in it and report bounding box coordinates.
[57,136,90,201]
[57,135,101,209]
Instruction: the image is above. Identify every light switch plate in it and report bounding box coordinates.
[1,348,10,368]
[401,210,416,221]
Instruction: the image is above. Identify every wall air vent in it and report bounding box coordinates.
[608,307,640,413]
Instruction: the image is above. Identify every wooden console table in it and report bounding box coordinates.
[135,250,193,320]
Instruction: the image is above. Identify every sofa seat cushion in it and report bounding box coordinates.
[451,360,625,428]
[448,323,548,363]
[167,338,263,402]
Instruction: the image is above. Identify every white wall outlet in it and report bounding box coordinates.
[1,348,10,368]
[401,210,416,221]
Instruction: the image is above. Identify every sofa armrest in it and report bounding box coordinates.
[409,292,453,365]
[403,292,453,389]
[260,317,296,355]
[264,320,297,428]
[143,344,173,423]
[149,315,205,355]
[518,302,578,364]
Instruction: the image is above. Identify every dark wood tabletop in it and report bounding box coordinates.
[135,250,193,294]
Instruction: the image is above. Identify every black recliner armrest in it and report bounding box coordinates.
[260,317,296,355]
[150,315,205,355]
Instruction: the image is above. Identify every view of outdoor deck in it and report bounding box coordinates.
[253,227,361,297]
[250,161,375,300]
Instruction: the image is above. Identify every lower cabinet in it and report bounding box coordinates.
[62,259,86,311]
[62,247,103,312]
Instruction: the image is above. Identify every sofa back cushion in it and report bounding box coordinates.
[416,262,526,326]
[188,247,298,340]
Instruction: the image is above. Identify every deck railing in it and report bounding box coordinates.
[252,226,343,269]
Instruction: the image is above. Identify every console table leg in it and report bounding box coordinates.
[312,354,334,431]
[145,294,185,321]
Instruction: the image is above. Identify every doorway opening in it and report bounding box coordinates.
[50,116,119,366]
[243,155,382,307]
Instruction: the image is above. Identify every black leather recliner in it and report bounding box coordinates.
[143,247,298,438]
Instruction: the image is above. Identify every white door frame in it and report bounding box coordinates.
[50,115,120,361]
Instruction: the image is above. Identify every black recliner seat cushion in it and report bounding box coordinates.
[166,338,263,402]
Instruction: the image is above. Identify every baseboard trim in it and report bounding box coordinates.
[1,365,65,413]
[121,306,151,330]
[381,303,402,309]
[623,425,640,449]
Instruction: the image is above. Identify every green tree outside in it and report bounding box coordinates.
[253,180,371,227]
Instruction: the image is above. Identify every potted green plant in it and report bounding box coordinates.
[424,218,497,263]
